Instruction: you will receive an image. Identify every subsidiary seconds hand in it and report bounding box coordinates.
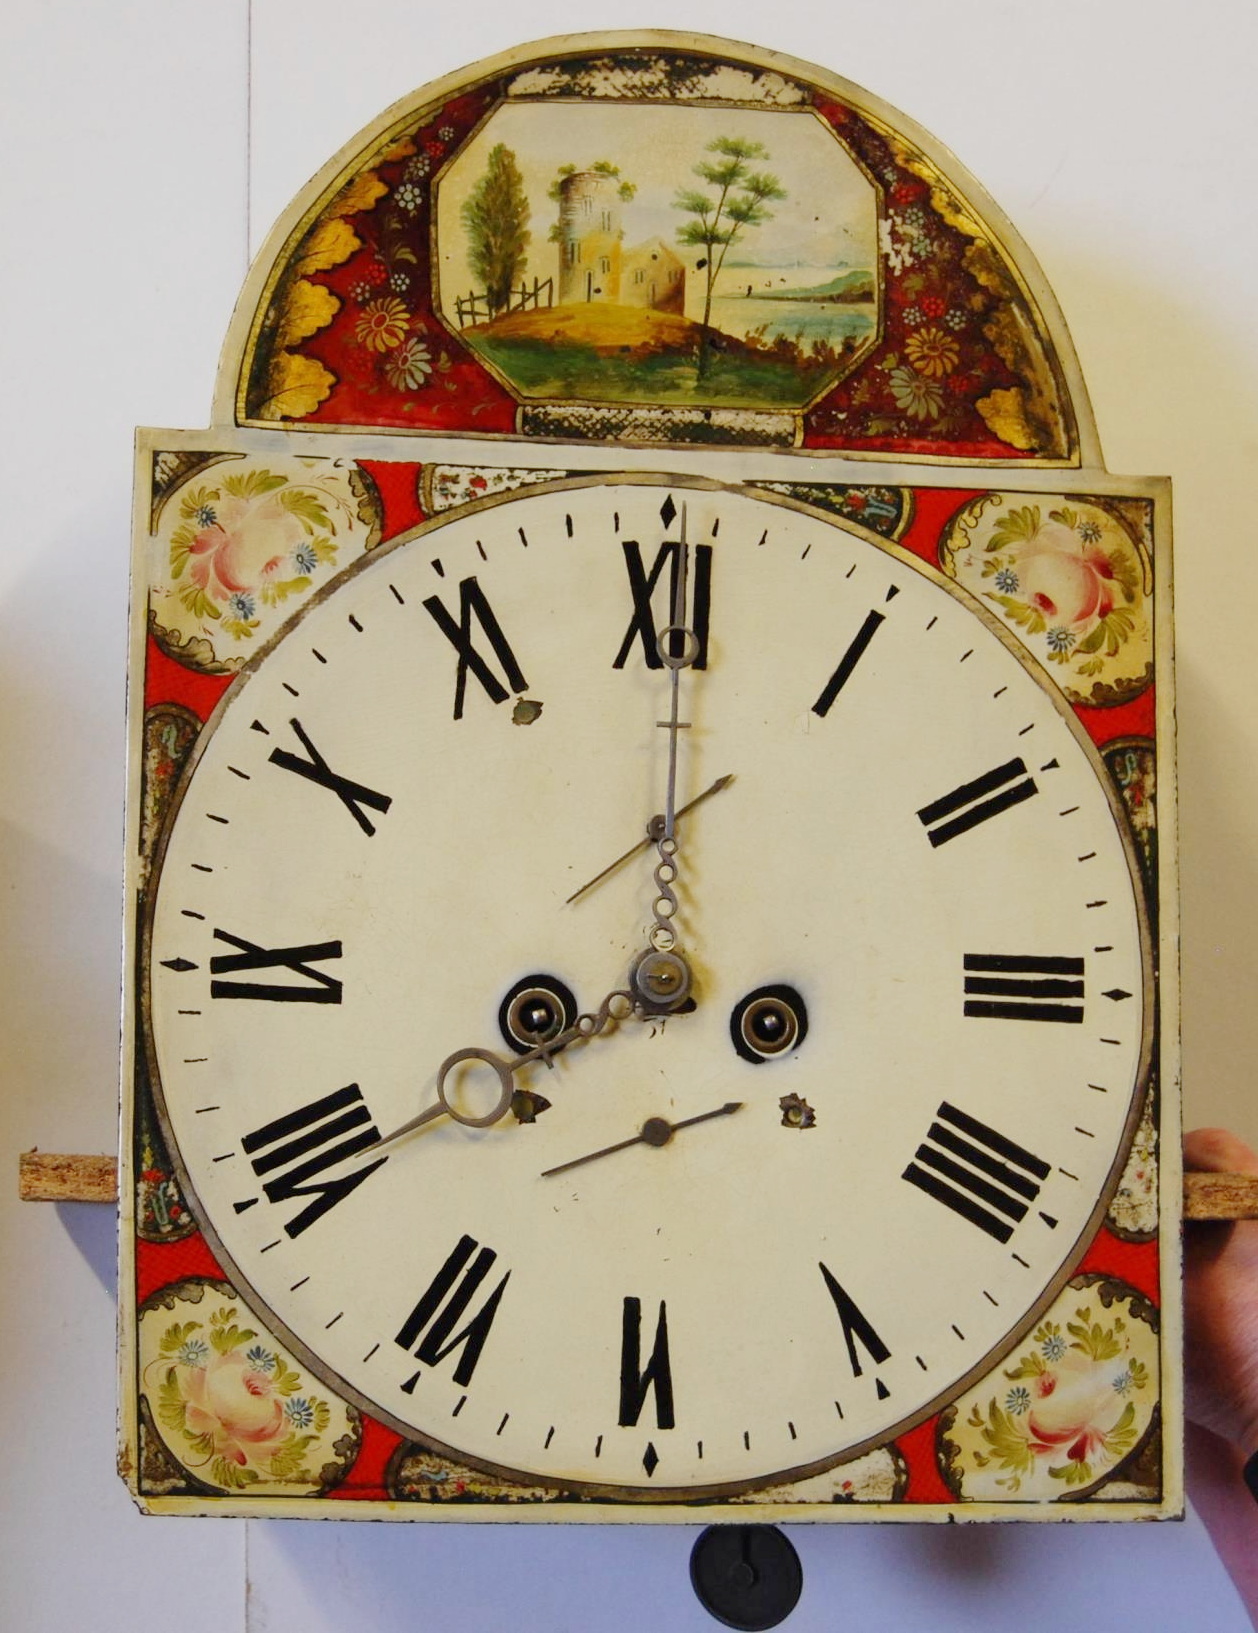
[564,773,734,905]
[541,1102,743,1178]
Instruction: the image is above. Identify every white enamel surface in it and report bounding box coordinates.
[150,482,1144,1492]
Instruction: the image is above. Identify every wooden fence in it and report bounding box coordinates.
[454,276,553,328]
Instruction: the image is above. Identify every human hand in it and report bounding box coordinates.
[1184,1127,1258,1454]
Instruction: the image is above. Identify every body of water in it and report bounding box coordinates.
[699,264,877,349]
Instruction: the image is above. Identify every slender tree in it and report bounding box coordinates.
[462,144,531,319]
[674,138,787,377]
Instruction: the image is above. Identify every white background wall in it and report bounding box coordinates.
[3,2,1255,1628]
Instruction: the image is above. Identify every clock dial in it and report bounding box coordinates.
[146,477,1149,1497]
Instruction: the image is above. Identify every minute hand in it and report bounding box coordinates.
[649,504,700,954]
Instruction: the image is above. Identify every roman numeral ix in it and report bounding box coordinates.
[209,928,343,1003]
[268,718,392,836]
[613,536,712,671]
[423,576,527,720]
[395,1234,510,1388]
[964,954,1085,1023]
[903,1102,1050,1244]
[918,757,1038,846]
[239,1084,384,1238]
[619,1297,675,1429]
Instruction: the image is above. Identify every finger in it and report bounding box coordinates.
[1184,1126,1258,1177]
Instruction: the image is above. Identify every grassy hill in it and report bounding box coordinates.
[465,303,834,409]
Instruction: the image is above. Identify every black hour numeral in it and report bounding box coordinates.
[819,1264,891,1397]
[903,1102,1050,1244]
[268,718,392,836]
[209,928,343,1003]
[619,1297,675,1429]
[812,610,885,717]
[423,576,527,720]
[395,1234,510,1388]
[964,954,1085,1023]
[613,540,712,671]
[918,757,1038,847]
[241,1084,384,1238]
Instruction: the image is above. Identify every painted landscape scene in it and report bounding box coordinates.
[435,103,880,411]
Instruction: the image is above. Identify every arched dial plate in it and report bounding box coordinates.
[146,476,1150,1499]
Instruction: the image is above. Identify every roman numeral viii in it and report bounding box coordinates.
[395,1235,510,1388]
[903,1102,1050,1244]
[619,1297,675,1429]
[209,928,342,1003]
[268,718,392,836]
[239,1084,384,1238]
[918,757,1037,846]
[964,954,1085,1023]
[613,539,712,670]
[423,576,527,720]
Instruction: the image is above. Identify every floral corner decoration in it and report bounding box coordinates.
[139,1282,359,1495]
[937,1275,1159,1501]
[940,496,1153,706]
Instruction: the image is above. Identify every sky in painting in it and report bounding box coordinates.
[434,101,878,308]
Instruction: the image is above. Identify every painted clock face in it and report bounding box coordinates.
[146,476,1149,1498]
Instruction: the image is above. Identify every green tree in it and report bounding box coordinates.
[674,137,787,377]
[462,144,531,319]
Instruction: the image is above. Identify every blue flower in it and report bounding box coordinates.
[1005,1386,1031,1416]
[1041,1333,1068,1361]
[285,1397,315,1429]
[995,567,1020,592]
[1046,627,1076,654]
[178,1337,209,1367]
[195,504,217,527]
[292,543,318,576]
[1112,1368,1134,1396]
[246,1344,276,1373]
[1077,520,1103,544]
[227,591,256,620]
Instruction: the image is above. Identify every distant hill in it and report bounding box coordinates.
[757,269,875,303]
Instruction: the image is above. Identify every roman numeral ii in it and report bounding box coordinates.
[619,1297,675,1429]
[918,758,1038,847]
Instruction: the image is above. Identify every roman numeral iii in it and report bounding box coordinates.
[964,954,1085,1023]
[209,927,343,1003]
[423,576,527,720]
[918,757,1038,846]
[395,1234,510,1388]
[240,1084,385,1238]
[268,717,392,835]
[613,540,712,670]
[619,1297,676,1429]
[902,1102,1050,1244]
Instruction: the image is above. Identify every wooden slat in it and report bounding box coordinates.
[16,1151,1258,1218]
[18,1151,118,1203]
[1183,1170,1258,1221]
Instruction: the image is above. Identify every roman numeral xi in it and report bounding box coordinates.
[423,576,527,721]
[210,928,342,1003]
[903,1102,1051,1244]
[964,954,1085,1023]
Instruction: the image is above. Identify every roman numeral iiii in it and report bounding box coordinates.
[902,1102,1050,1244]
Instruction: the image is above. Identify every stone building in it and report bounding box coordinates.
[555,171,686,313]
